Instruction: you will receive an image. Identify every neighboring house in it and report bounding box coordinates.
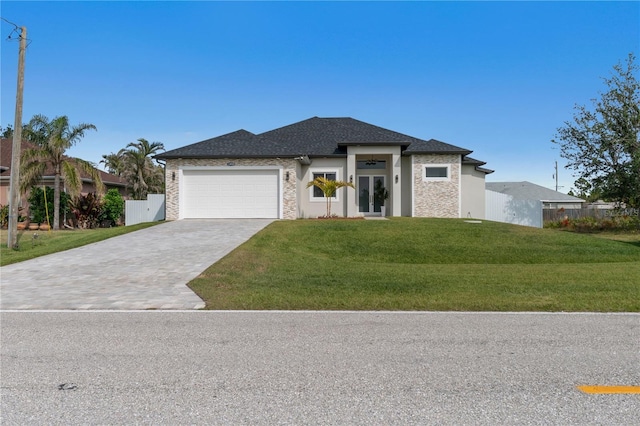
[486,181,585,210]
[0,138,128,207]
[485,181,585,227]
[156,117,493,220]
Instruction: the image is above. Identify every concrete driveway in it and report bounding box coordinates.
[0,219,274,310]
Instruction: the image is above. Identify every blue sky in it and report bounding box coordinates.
[1,1,638,193]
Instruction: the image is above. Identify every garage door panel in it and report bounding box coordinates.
[182,169,279,218]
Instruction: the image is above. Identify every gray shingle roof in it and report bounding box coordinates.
[486,181,584,202]
[157,117,475,159]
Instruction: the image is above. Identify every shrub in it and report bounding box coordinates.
[99,189,125,226]
[70,193,103,229]
[544,214,640,233]
[0,204,8,228]
[27,186,70,225]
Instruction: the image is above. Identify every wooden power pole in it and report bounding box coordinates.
[7,25,27,249]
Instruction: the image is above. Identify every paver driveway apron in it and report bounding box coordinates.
[0,219,274,310]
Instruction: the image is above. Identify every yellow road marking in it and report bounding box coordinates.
[578,385,640,394]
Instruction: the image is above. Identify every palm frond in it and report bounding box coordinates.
[19,161,46,194]
[74,158,106,195]
[61,161,83,197]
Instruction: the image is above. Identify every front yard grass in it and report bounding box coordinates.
[189,218,640,312]
[0,222,159,266]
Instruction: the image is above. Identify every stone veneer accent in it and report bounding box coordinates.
[412,154,460,218]
[165,158,298,220]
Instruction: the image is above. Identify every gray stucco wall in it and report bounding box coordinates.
[297,158,349,218]
[461,165,486,219]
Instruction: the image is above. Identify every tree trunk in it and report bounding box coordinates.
[53,171,61,230]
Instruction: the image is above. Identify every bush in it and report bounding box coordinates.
[544,214,640,233]
[99,189,124,226]
[27,186,70,225]
[0,204,8,228]
[70,193,102,229]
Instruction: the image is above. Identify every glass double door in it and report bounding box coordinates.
[358,175,385,215]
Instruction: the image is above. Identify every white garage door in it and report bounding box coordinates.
[182,169,279,218]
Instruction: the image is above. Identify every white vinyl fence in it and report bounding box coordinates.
[485,190,542,228]
[125,194,165,226]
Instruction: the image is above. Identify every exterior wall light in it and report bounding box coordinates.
[395,174,399,184]
[349,175,353,183]
[172,171,175,182]
[285,171,290,181]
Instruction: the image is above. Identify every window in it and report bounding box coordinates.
[423,165,450,181]
[310,171,337,199]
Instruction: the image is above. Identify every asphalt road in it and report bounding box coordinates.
[1,311,638,425]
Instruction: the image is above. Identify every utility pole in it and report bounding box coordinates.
[553,161,559,192]
[7,25,27,249]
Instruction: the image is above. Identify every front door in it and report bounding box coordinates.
[358,176,385,215]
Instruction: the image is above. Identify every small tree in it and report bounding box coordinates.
[27,186,69,226]
[306,177,355,217]
[99,189,125,226]
[21,115,104,229]
[552,54,640,207]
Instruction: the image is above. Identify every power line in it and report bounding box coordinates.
[1,17,30,45]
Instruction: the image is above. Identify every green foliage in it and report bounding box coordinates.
[20,114,101,230]
[306,176,355,217]
[0,204,8,227]
[545,213,640,232]
[99,189,125,226]
[1,124,13,138]
[70,193,103,229]
[553,54,640,207]
[102,138,165,200]
[27,186,70,225]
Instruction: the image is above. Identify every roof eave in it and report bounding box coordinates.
[403,150,472,156]
[476,167,494,174]
[337,141,411,147]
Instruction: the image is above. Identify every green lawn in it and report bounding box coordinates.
[189,218,640,312]
[0,222,159,266]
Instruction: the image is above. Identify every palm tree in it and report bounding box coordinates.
[306,176,355,217]
[20,115,103,230]
[122,138,165,199]
[100,149,127,176]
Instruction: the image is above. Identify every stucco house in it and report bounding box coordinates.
[156,117,493,220]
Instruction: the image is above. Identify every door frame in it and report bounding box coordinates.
[357,174,386,216]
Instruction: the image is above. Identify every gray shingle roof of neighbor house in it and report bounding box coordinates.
[156,117,479,160]
[486,181,585,203]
